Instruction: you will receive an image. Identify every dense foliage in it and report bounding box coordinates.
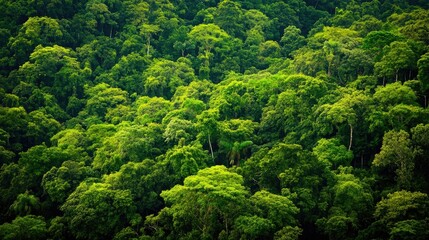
[1,0,429,239]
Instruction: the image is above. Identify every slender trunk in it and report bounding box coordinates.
[361,152,364,168]
[147,35,151,56]
[208,134,214,160]
[327,63,331,77]
[110,26,113,38]
[348,124,353,151]
[409,69,412,80]
[395,69,398,82]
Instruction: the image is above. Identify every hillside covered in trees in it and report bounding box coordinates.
[1,0,429,239]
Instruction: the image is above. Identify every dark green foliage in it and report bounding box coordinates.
[1,1,429,239]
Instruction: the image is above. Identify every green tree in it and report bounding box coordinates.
[83,83,129,121]
[96,52,148,94]
[134,96,173,125]
[280,26,306,57]
[26,109,61,146]
[213,0,245,38]
[163,118,196,144]
[140,23,160,56]
[313,138,354,168]
[9,191,40,216]
[371,190,429,239]
[196,109,220,161]
[374,41,417,82]
[317,167,373,240]
[103,159,172,216]
[143,58,196,99]
[8,16,63,66]
[163,142,211,180]
[188,23,230,79]
[61,181,137,240]
[373,130,418,190]
[316,89,371,151]
[218,119,258,166]
[93,124,163,173]
[42,161,94,204]
[417,52,429,92]
[0,215,47,240]
[145,165,249,239]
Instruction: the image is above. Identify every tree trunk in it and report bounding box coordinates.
[147,35,151,56]
[208,134,214,161]
[348,124,353,151]
[395,69,398,82]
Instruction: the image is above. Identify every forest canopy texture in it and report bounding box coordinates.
[1,0,429,239]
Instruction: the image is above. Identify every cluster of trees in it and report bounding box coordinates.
[1,0,429,239]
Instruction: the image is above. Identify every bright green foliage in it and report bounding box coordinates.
[251,190,299,228]
[26,109,61,145]
[85,123,117,153]
[417,52,429,91]
[135,96,173,124]
[374,41,417,81]
[261,74,328,144]
[389,8,429,43]
[0,215,47,240]
[374,82,417,107]
[143,58,195,98]
[42,161,94,204]
[9,16,63,65]
[389,219,429,240]
[103,159,171,216]
[84,83,129,121]
[61,182,137,240]
[317,167,373,240]
[97,52,148,94]
[196,109,220,161]
[163,118,196,144]
[189,24,230,54]
[363,31,403,61]
[9,192,40,216]
[313,138,353,168]
[214,0,245,38]
[257,143,303,191]
[231,190,300,240]
[316,89,371,151]
[218,118,258,165]
[19,145,68,178]
[280,26,306,57]
[93,124,163,173]
[189,23,230,79]
[19,45,87,104]
[147,165,249,239]
[1,1,429,239]
[163,143,211,180]
[373,130,418,190]
[50,128,86,150]
[0,106,28,151]
[295,26,363,81]
[233,215,274,239]
[375,190,428,221]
